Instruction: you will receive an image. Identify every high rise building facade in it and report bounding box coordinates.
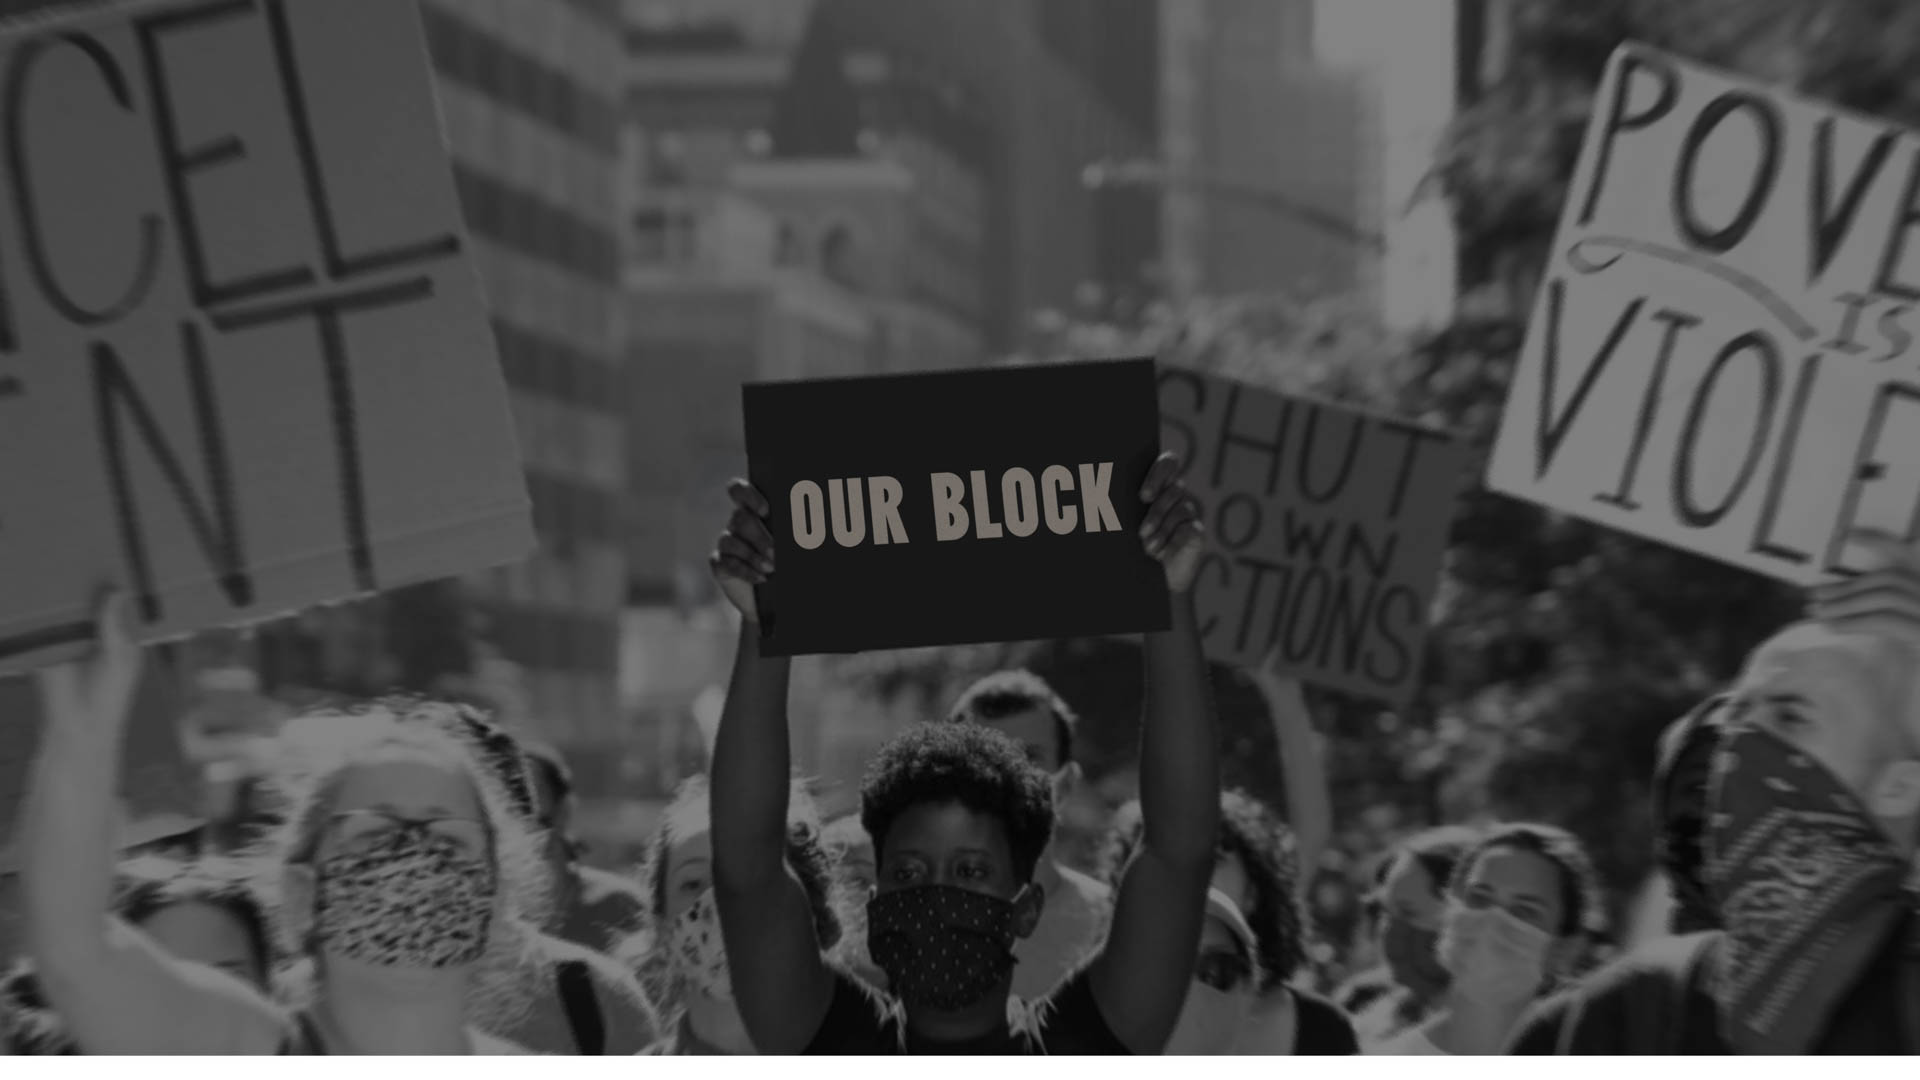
[1160,0,1374,306]
[418,0,629,785]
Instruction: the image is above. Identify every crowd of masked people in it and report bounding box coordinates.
[2,452,1917,1054]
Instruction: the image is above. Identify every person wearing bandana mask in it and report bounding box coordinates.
[704,453,1221,1054]
[946,670,1113,1001]
[1369,824,1602,1055]
[20,595,543,1054]
[622,776,843,1055]
[1510,528,1920,1055]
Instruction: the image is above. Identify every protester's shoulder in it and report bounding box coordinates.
[1507,934,1715,1054]
[473,1030,541,1055]
[1024,965,1129,1054]
[805,967,902,1054]
[1289,987,1360,1054]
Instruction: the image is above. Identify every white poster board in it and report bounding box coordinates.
[1488,43,1920,584]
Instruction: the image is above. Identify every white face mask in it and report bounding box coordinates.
[1164,979,1256,1054]
[1437,903,1552,1004]
[669,889,733,1002]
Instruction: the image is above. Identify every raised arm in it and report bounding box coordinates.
[22,595,280,1055]
[1248,664,1333,873]
[706,481,837,1053]
[1088,453,1221,1053]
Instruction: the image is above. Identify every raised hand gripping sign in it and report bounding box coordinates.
[0,0,533,672]
[741,358,1171,656]
[1160,367,1465,705]
[1489,43,1920,584]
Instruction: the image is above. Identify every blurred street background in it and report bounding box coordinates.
[16,0,1908,962]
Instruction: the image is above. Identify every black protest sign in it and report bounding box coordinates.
[742,358,1170,656]
[0,0,531,674]
[1491,44,1920,584]
[1160,367,1465,704]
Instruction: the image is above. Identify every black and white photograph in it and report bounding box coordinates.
[0,0,1917,1058]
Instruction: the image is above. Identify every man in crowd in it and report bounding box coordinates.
[1508,528,1920,1054]
[945,670,1113,999]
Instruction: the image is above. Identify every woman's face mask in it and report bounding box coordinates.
[314,825,496,969]
[866,884,1019,1011]
[669,888,733,1002]
[1436,902,1552,1005]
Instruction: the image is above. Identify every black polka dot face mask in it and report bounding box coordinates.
[866,884,1018,1012]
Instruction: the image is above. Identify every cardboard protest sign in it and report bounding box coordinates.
[1490,44,1920,584]
[742,359,1170,656]
[0,0,532,673]
[1160,367,1464,703]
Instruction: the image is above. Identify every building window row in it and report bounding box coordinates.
[493,320,623,416]
[423,3,619,155]
[454,162,619,285]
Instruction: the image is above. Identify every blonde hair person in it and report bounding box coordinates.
[22,595,548,1054]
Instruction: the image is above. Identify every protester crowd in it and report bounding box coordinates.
[1,456,1918,1055]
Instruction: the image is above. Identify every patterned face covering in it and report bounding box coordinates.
[669,889,734,1002]
[315,827,496,969]
[1704,719,1912,1054]
[866,884,1019,1012]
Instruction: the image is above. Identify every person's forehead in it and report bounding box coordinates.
[1382,855,1438,900]
[331,753,481,817]
[669,826,713,873]
[138,901,253,953]
[982,707,1056,746]
[880,801,1011,858]
[1198,914,1240,950]
[1469,847,1557,901]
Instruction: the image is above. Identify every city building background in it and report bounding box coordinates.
[0,0,1493,861]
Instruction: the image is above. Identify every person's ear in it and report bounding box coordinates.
[1052,762,1083,806]
[1012,882,1046,940]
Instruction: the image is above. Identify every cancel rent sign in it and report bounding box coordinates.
[742,358,1171,657]
[0,0,532,671]
[1491,44,1920,584]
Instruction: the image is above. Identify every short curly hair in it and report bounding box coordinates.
[1448,823,1607,940]
[1100,789,1309,991]
[945,670,1079,769]
[861,722,1055,886]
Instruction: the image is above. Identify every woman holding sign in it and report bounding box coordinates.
[703,450,1221,1054]
[19,595,545,1054]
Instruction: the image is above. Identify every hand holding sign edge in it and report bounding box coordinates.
[34,589,144,748]
[1139,451,1206,595]
[1808,528,1920,644]
[711,479,776,625]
